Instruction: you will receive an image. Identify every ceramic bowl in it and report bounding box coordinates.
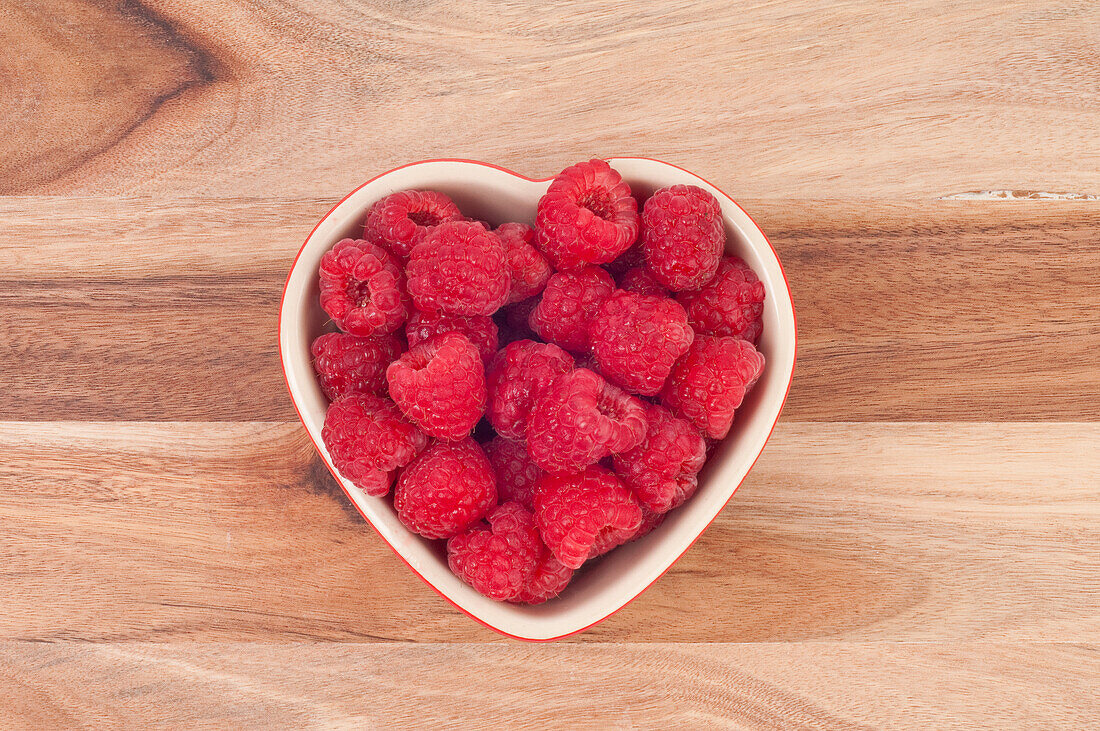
[279,158,796,640]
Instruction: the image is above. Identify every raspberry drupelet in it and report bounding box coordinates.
[535,159,639,270]
[318,238,409,337]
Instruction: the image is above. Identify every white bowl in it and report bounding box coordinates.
[279,158,797,640]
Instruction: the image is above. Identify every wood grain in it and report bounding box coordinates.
[1,197,1097,421]
[1,1,1098,199]
[1,421,1095,643]
[3,0,1099,724]
[0,641,1095,729]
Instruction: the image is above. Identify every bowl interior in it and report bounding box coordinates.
[279,159,796,639]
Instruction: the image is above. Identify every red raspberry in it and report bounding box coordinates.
[405,310,498,364]
[676,256,766,343]
[618,266,669,298]
[495,222,551,304]
[642,185,725,291]
[588,504,666,557]
[318,238,409,336]
[486,340,574,441]
[512,551,573,604]
[406,221,510,316]
[321,394,428,496]
[613,403,706,513]
[394,438,497,540]
[534,466,643,569]
[311,332,401,401]
[528,266,615,353]
[386,332,486,441]
[447,502,540,600]
[363,190,463,259]
[527,369,648,474]
[484,436,543,511]
[589,291,694,397]
[661,335,765,439]
[535,159,640,270]
[588,523,640,558]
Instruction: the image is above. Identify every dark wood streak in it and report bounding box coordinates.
[0,198,1096,421]
[0,0,225,192]
[53,0,226,185]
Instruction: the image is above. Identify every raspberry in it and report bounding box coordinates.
[495,222,551,304]
[613,403,706,513]
[318,238,409,336]
[618,266,669,298]
[534,466,643,569]
[405,310,499,364]
[311,332,401,401]
[676,256,766,343]
[484,436,543,511]
[447,502,540,600]
[526,369,648,474]
[512,551,573,604]
[394,438,497,540]
[386,332,486,441]
[528,266,615,353]
[406,221,510,316]
[486,340,574,441]
[535,159,640,270]
[661,335,765,439]
[589,505,666,557]
[321,394,428,496]
[363,190,463,259]
[642,185,725,291]
[589,290,694,397]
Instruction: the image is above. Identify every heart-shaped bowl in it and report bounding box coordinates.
[279,158,796,640]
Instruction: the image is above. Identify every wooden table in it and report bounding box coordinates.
[2,1,1098,727]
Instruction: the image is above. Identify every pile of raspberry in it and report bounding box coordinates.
[313,160,766,604]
